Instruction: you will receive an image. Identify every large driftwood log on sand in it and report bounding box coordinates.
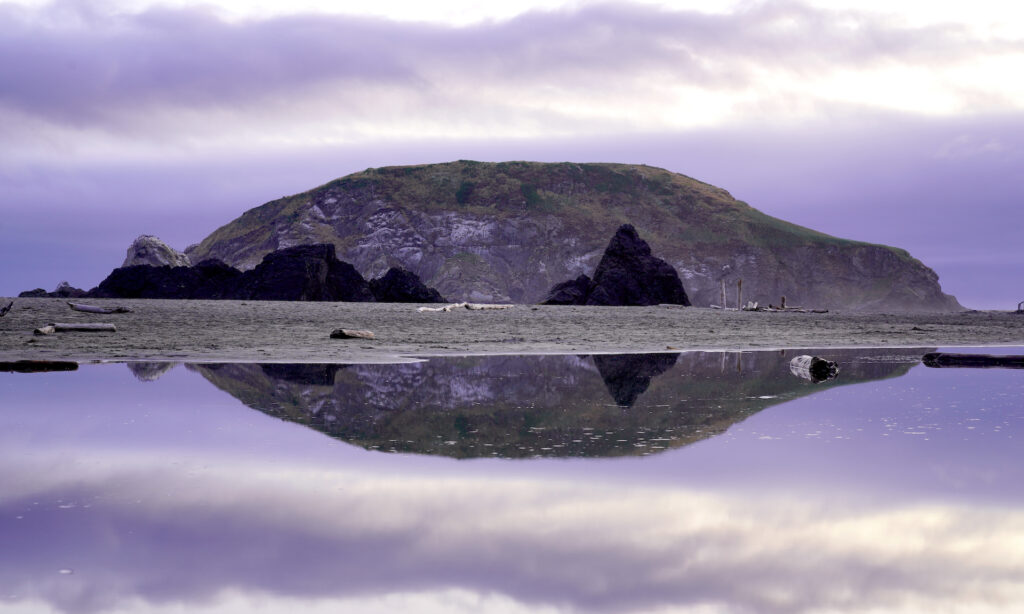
[34,323,118,335]
[68,301,132,314]
[789,355,840,382]
[417,302,515,313]
[329,328,375,340]
[922,352,1024,369]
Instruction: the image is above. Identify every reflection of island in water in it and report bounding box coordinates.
[174,348,929,459]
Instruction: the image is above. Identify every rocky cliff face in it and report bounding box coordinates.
[186,161,962,312]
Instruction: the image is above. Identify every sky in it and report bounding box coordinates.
[0,0,1021,308]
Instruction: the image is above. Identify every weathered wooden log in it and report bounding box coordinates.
[35,323,117,334]
[0,360,78,373]
[54,322,117,332]
[68,301,132,314]
[330,328,375,340]
[0,300,12,318]
[763,307,829,314]
[417,302,515,312]
[789,355,839,382]
[922,352,1024,369]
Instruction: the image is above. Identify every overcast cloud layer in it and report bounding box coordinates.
[3,0,1023,156]
[1,0,1021,308]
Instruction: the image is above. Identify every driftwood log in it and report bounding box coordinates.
[768,308,829,313]
[922,352,1024,369]
[789,355,839,382]
[330,328,375,340]
[417,302,515,312]
[0,360,79,373]
[0,300,12,318]
[68,301,132,314]
[34,322,118,335]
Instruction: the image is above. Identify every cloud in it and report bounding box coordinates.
[934,134,1010,159]
[1,0,1022,158]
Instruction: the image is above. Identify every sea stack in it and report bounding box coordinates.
[542,224,690,306]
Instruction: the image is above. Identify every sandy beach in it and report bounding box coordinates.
[1,297,1022,364]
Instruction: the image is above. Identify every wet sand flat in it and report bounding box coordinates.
[1,297,1023,363]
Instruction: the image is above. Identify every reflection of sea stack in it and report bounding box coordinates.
[592,353,679,406]
[126,362,179,382]
[543,225,690,306]
[260,363,348,386]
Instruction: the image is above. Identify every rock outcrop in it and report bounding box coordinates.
[369,268,446,303]
[184,161,962,312]
[18,281,88,298]
[88,243,440,303]
[89,259,242,299]
[542,225,690,306]
[122,235,191,268]
[231,244,373,302]
[542,275,595,306]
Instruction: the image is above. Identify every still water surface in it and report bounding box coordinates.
[2,347,1023,613]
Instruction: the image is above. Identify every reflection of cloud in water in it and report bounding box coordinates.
[1,453,1022,614]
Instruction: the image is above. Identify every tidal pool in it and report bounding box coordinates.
[1,347,1023,614]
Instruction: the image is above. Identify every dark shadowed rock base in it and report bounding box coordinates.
[89,259,242,299]
[83,244,441,303]
[369,268,446,303]
[542,275,593,305]
[19,281,88,299]
[235,244,374,301]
